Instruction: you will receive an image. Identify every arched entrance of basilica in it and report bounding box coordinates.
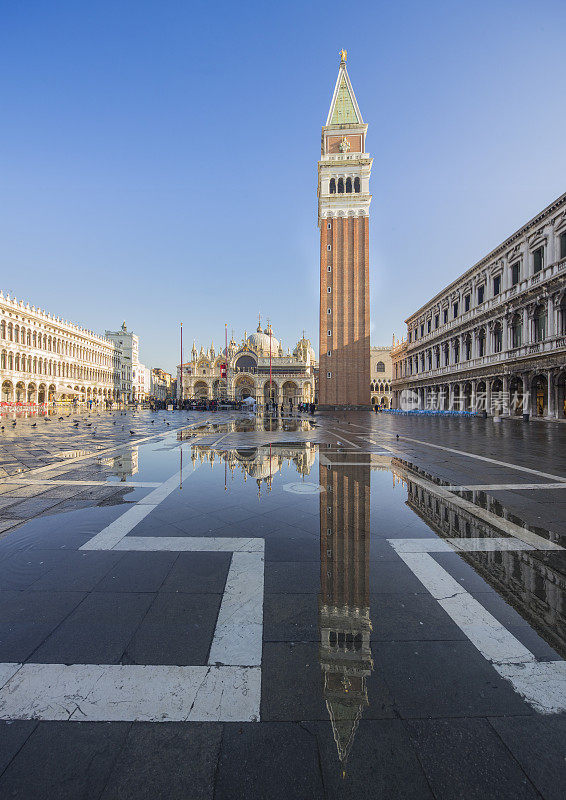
[193,381,209,399]
[235,375,255,401]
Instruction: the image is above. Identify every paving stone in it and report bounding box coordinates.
[309,719,434,799]
[99,722,222,800]
[375,640,535,718]
[215,722,325,800]
[0,721,130,800]
[407,718,541,800]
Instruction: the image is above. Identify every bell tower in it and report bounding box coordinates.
[318,51,372,408]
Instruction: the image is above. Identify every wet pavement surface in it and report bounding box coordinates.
[0,408,565,798]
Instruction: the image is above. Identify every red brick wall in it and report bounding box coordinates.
[319,216,370,406]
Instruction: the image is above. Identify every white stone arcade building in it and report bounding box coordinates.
[1,292,120,407]
[178,321,316,406]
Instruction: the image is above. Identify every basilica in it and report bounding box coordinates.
[177,319,316,405]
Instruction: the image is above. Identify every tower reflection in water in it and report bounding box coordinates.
[318,453,373,776]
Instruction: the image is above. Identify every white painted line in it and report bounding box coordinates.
[444,483,566,492]
[395,435,566,483]
[112,536,264,553]
[16,419,208,479]
[389,537,535,553]
[0,478,161,488]
[327,429,361,449]
[80,461,201,550]
[0,663,260,722]
[390,543,566,713]
[208,550,265,667]
[80,504,158,551]
[395,467,563,551]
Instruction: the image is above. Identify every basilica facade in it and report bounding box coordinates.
[177,320,316,405]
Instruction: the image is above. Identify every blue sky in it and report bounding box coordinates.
[1,0,565,373]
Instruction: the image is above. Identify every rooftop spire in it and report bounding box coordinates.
[326,52,363,126]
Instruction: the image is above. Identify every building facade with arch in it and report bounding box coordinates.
[177,321,316,407]
[391,192,566,419]
[0,293,143,407]
[370,346,392,407]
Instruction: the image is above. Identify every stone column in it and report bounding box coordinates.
[502,375,510,416]
[502,315,509,353]
[547,294,556,339]
[471,380,477,413]
[485,380,492,415]
[547,371,556,418]
[522,374,530,414]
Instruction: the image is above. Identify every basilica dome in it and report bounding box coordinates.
[247,322,280,355]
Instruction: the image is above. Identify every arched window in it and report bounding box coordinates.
[1,351,6,368]
[345,177,352,193]
[478,328,486,357]
[558,296,566,336]
[337,178,344,194]
[493,321,503,353]
[534,305,546,342]
[0,320,5,339]
[8,323,13,341]
[464,334,472,360]
[329,178,336,194]
[376,361,385,372]
[354,177,360,193]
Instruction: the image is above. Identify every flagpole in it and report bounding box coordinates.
[225,323,228,402]
[269,323,272,413]
[180,322,183,407]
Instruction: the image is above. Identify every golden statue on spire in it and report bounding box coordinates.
[339,48,347,63]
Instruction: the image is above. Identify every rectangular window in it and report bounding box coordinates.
[443,309,448,324]
[493,275,501,296]
[435,315,439,329]
[511,262,520,285]
[427,320,431,333]
[327,330,331,336]
[464,294,470,312]
[327,287,331,293]
[327,266,331,272]
[453,302,458,318]
[561,233,566,260]
[420,324,424,337]
[327,308,331,314]
[408,332,412,342]
[327,245,331,251]
[533,246,544,273]
[477,285,484,304]
[327,372,332,378]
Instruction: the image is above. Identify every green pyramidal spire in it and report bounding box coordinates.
[330,75,360,124]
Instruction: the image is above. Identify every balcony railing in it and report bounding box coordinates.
[406,258,566,352]
[398,333,566,382]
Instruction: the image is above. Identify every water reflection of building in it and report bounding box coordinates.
[101,446,139,481]
[319,455,373,775]
[397,460,566,657]
[189,443,316,495]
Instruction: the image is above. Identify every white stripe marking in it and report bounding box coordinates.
[80,462,200,550]
[390,537,535,553]
[208,550,265,666]
[444,483,566,491]
[389,541,566,713]
[112,536,264,553]
[395,434,566,483]
[395,467,563,551]
[0,663,260,722]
